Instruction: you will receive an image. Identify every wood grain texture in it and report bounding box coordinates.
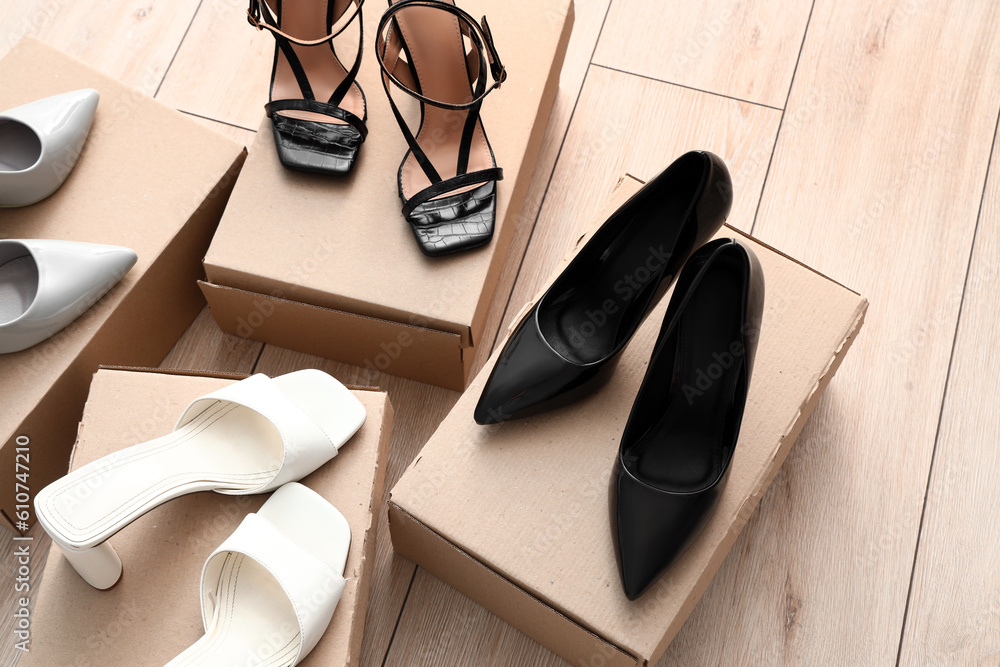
[250,346,460,667]
[0,525,50,667]
[593,0,812,108]
[159,306,263,374]
[498,65,781,338]
[896,118,1000,667]
[659,1,1000,665]
[155,0,275,128]
[0,0,202,93]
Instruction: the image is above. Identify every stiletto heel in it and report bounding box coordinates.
[61,542,123,590]
[376,0,508,256]
[247,0,368,174]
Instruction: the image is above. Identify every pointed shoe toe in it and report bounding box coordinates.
[408,182,497,257]
[0,88,100,207]
[612,463,715,600]
[270,114,363,175]
[0,239,137,354]
[474,309,607,425]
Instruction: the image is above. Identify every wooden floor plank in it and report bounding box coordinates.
[159,307,263,374]
[250,346,460,667]
[498,65,780,338]
[0,0,203,93]
[383,570,567,667]
[659,1,1000,665]
[896,117,1000,666]
[155,0,273,128]
[592,0,812,108]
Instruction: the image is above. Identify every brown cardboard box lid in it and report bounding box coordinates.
[0,38,245,458]
[390,175,868,663]
[204,0,574,342]
[22,369,393,666]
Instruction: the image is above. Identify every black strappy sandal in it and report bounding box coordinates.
[375,0,508,256]
[247,0,368,175]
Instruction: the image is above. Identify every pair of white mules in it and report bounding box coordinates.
[34,369,367,667]
[1,90,139,354]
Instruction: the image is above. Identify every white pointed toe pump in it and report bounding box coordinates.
[0,89,100,207]
[0,239,137,354]
[34,370,366,590]
[165,483,352,666]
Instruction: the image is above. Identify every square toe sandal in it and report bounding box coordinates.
[164,482,351,666]
[474,151,733,424]
[248,0,369,174]
[375,0,507,256]
[610,238,764,599]
[34,369,366,590]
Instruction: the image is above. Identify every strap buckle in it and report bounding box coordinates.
[246,2,263,30]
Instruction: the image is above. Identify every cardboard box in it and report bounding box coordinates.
[388,176,869,666]
[21,368,393,666]
[0,38,246,530]
[200,0,575,391]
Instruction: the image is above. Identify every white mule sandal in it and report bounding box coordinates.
[0,88,99,207]
[34,370,365,590]
[0,238,137,354]
[164,482,351,667]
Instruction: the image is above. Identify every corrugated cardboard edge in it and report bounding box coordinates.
[199,281,469,391]
[347,393,394,666]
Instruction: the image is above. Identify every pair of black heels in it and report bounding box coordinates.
[247,0,506,257]
[474,151,766,599]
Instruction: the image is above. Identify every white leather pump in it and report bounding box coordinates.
[165,483,352,666]
[0,89,100,207]
[34,370,366,590]
[0,239,137,354]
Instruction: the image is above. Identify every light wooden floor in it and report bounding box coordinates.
[3,0,1000,664]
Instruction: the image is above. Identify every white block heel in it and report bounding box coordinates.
[61,541,123,590]
[35,369,366,590]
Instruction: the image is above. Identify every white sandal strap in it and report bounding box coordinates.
[175,374,338,492]
[200,512,347,663]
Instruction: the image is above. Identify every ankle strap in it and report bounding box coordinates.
[375,0,507,111]
[247,0,365,47]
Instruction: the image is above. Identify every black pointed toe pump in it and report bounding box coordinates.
[375,0,507,256]
[248,0,368,175]
[611,237,764,600]
[474,151,733,425]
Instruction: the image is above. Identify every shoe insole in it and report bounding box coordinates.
[0,256,38,324]
[270,0,365,126]
[393,0,494,200]
[0,120,41,172]
[539,182,696,365]
[167,553,301,667]
[36,403,281,548]
[630,256,745,491]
